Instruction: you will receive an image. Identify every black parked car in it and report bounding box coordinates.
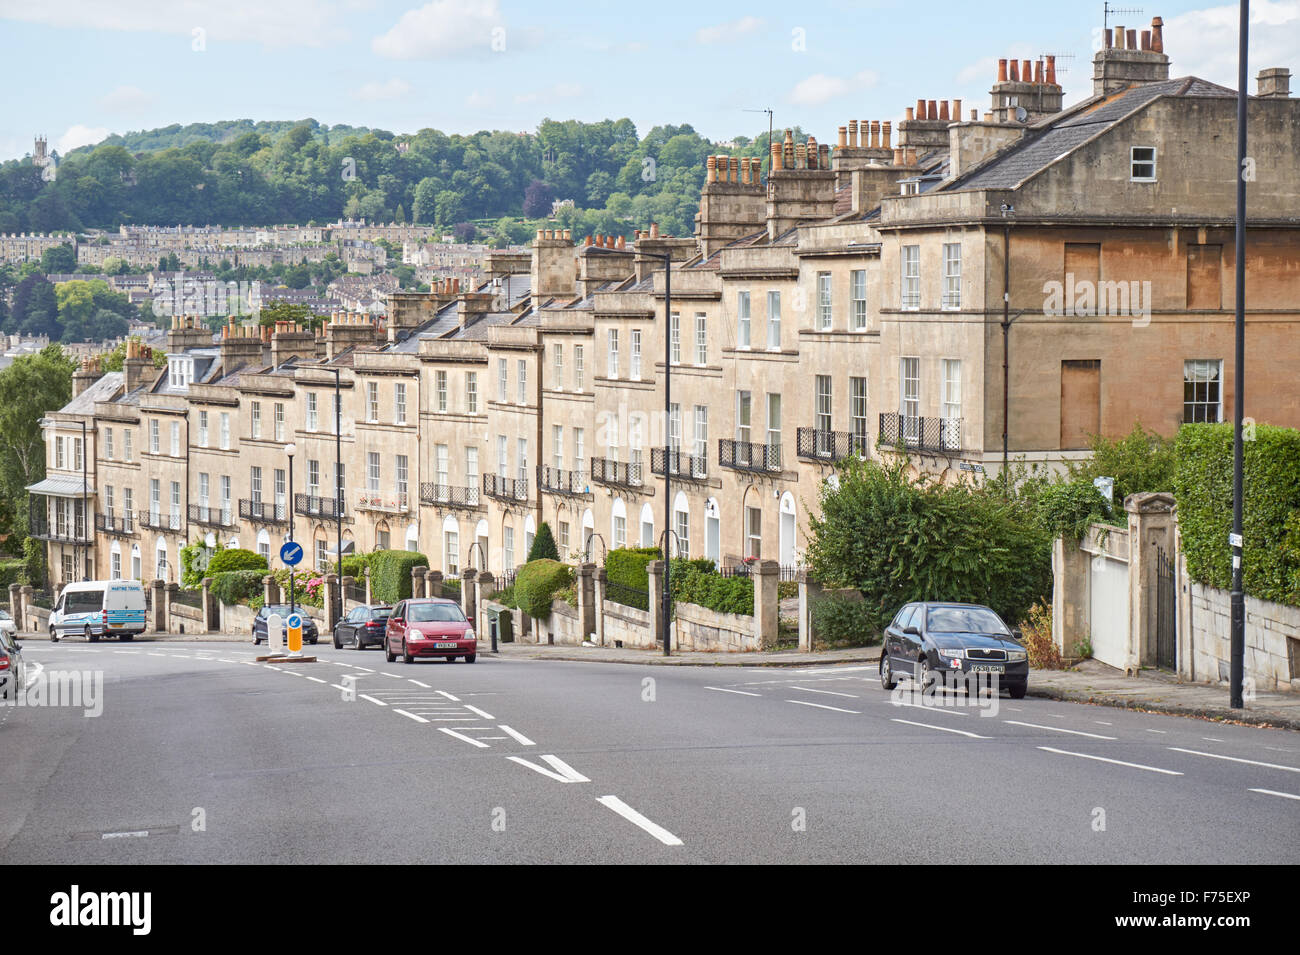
[333,604,393,650]
[252,604,319,645]
[879,602,1029,699]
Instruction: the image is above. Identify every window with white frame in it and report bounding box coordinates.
[629,416,643,481]
[395,382,408,423]
[331,394,341,434]
[851,270,867,331]
[466,372,478,413]
[498,358,508,402]
[668,403,681,451]
[197,474,208,508]
[517,437,528,483]
[366,382,379,422]
[574,345,585,390]
[517,359,527,404]
[695,313,707,365]
[436,445,449,488]
[737,290,751,348]
[73,436,83,471]
[608,328,620,379]
[552,425,563,470]
[552,344,563,389]
[901,357,920,439]
[497,435,508,478]
[766,291,781,349]
[942,243,961,309]
[558,521,570,552]
[307,459,320,498]
[766,393,782,454]
[251,402,262,439]
[736,390,752,444]
[170,421,180,456]
[1131,146,1157,181]
[942,358,962,449]
[111,549,121,580]
[196,414,206,449]
[306,393,318,430]
[445,527,459,575]
[815,376,832,433]
[851,376,868,449]
[149,419,159,454]
[573,427,585,478]
[613,510,626,550]
[465,447,478,492]
[273,469,285,515]
[170,480,181,525]
[271,402,283,441]
[218,477,230,522]
[504,525,515,570]
[105,427,115,460]
[316,539,328,572]
[219,413,230,450]
[366,452,380,493]
[435,371,447,412]
[746,506,762,559]
[124,429,133,461]
[817,272,832,330]
[630,329,641,379]
[395,454,409,503]
[670,312,681,364]
[902,245,920,309]
[693,405,707,468]
[55,436,64,469]
[674,508,690,558]
[1183,359,1222,423]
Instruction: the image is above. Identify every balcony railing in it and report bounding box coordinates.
[296,493,348,520]
[590,458,643,489]
[239,499,288,525]
[419,483,482,509]
[188,503,235,528]
[137,510,184,532]
[96,511,136,536]
[718,439,782,473]
[538,466,590,497]
[356,491,411,515]
[483,473,529,503]
[878,413,963,453]
[796,427,870,463]
[651,447,708,481]
[29,513,92,544]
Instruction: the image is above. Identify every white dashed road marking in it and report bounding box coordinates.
[786,699,860,715]
[1039,746,1182,775]
[596,795,682,846]
[498,725,535,746]
[1248,788,1300,801]
[439,727,489,748]
[705,686,760,697]
[1003,720,1117,740]
[1168,748,1300,774]
[506,754,589,783]
[891,718,990,739]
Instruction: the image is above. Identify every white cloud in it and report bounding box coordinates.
[514,82,582,106]
[353,77,412,101]
[786,69,878,106]
[0,0,350,47]
[371,0,504,59]
[465,90,496,109]
[56,124,111,154]
[694,15,765,44]
[1164,0,1300,88]
[96,85,157,113]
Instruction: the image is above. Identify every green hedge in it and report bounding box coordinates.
[811,593,881,647]
[207,548,268,576]
[1175,423,1300,605]
[369,550,429,604]
[514,559,574,618]
[0,558,25,589]
[210,570,265,606]
[604,546,660,610]
[669,559,753,616]
[1036,479,1115,542]
[341,554,370,578]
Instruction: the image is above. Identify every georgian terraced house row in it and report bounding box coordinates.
[32,20,1300,590]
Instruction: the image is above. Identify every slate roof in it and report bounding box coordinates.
[58,372,123,415]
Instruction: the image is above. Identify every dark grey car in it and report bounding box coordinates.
[0,628,24,700]
[879,602,1029,699]
[252,604,319,645]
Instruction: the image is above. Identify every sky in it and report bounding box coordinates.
[1,0,1298,161]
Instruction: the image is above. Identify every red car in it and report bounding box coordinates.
[385,598,477,664]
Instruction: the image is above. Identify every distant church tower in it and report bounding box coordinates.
[33,135,58,181]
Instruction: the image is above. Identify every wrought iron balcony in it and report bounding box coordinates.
[356,491,411,515]
[796,427,870,463]
[538,466,590,497]
[483,473,529,503]
[96,511,136,536]
[296,493,348,520]
[239,499,288,525]
[651,447,708,481]
[878,413,963,453]
[419,483,482,509]
[590,457,643,489]
[29,513,92,544]
[718,439,782,473]
[188,504,235,528]
[137,509,184,532]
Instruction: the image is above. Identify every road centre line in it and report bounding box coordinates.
[359,694,388,707]
[1003,720,1117,740]
[409,680,430,688]
[436,690,461,701]
[306,676,327,684]
[394,709,428,723]
[1038,746,1182,775]
[596,795,683,846]
[464,704,495,720]
[498,725,535,746]
[705,686,761,697]
[1248,788,1300,801]
[891,718,990,739]
[786,699,860,714]
[439,727,489,748]
[885,700,971,717]
[790,686,858,698]
[1168,747,1300,774]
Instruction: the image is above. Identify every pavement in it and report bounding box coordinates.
[16,630,1299,731]
[3,639,1297,864]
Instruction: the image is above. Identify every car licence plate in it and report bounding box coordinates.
[969,664,1004,673]
[435,642,458,649]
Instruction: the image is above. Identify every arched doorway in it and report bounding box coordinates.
[704,497,721,566]
[639,502,655,549]
[779,492,797,567]
[442,515,460,575]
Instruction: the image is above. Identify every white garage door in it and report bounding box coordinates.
[1089,555,1129,670]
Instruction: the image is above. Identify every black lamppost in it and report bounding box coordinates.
[286,442,296,616]
[639,248,673,656]
[1229,0,1249,709]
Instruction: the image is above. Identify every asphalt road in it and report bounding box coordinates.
[2,639,1297,864]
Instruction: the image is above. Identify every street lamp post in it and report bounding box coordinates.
[1230,0,1249,709]
[286,443,296,617]
[638,248,674,657]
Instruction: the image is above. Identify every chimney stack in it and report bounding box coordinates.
[1257,67,1292,98]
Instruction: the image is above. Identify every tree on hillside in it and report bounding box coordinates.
[40,242,77,274]
[0,345,75,540]
[522,179,556,218]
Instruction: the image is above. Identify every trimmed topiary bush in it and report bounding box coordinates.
[669,558,753,616]
[341,554,370,579]
[514,559,574,619]
[369,549,429,604]
[604,546,660,610]
[206,548,268,576]
[527,522,560,562]
[210,570,265,606]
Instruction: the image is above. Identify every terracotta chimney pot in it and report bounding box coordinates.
[938,100,949,121]
[1009,60,1019,82]
[881,122,891,148]
[1151,16,1164,53]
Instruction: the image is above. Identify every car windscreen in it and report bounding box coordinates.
[65,591,105,614]
[407,603,466,623]
[926,606,1009,635]
[262,606,294,617]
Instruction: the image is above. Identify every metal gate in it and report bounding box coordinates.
[1155,545,1177,670]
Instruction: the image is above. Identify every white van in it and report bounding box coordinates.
[49,580,148,642]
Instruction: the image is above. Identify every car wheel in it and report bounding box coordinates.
[917,656,938,693]
[50,627,59,643]
[333,631,342,649]
[352,631,363,651]
[879,653,897,689]
[86,625,98,643]
[1008,682,1027,700]
[252,634,260,645]
[308,636,318,645]
[464,654,476,664]
[121,634,133,642]
[385,640,396,663]
[402,641,414,665]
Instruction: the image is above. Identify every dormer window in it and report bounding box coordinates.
[168,357,194,389]
[1131,146,1157,181]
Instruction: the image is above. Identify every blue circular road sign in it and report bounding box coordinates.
[286,612,303,630]
[280,541,304,566]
